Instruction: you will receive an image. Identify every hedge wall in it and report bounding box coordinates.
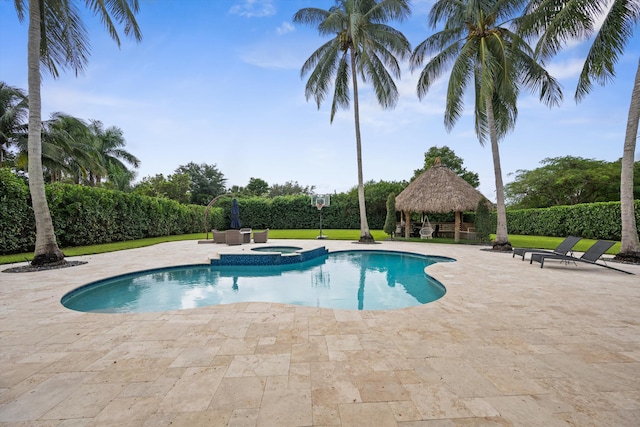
[0,168,224,255]
[2,168,639,254]
[504,201,640,240]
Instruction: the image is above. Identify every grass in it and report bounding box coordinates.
[0,230,621,265]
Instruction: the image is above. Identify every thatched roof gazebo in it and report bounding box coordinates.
[395,161,490,241]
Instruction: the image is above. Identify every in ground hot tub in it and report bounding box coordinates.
[251,246,302,254]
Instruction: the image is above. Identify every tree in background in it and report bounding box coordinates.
[412,146,480,187]
[133,173,191,204]
[245,177,270,197]
[383,192,397,238]
[410,0,562,251]
[14,0,142,266]
[505,156,638,209]
[102,164,137,192]
[228,185,245,195]
[268,181,315,197]
[519,0,640,261]
[31,112,101,184]
[175,162,226,205]
[293,0,411,243]
[0,82,28,166]
[87,120,140,187]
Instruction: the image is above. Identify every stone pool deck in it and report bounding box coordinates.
[1,239,639,426]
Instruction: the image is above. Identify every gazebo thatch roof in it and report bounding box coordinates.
[395,163,489,213]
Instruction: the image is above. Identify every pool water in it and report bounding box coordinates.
[251,246,302,254]
[62,250,452,313]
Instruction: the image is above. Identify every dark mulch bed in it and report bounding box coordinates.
[2,260,87,273]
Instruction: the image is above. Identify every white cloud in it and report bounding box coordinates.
[229,0,276,18]
[276,22,294,35]
[238,45,301,69]
[546,57,585,80]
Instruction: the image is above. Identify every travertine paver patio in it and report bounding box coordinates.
[1,239,639,426]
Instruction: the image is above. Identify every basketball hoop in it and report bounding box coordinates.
[311,194,330,239]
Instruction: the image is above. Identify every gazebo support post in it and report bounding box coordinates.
[404,211,411,239]
[454,211,461,242]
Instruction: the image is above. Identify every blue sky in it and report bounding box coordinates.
[1,0,638,202]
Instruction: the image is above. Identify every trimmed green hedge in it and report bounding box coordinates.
[0,168,224,254]
[505,201,640,240]
[2,168,638,254]
[0,169,33,254]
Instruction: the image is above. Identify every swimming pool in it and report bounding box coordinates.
[61,250,453,313]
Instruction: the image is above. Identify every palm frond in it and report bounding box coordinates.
[302,40,340,108]
[444,42,475,131]
[330,54,351,122]
[416,40,464,99]
[39,0,90,77]
[367,0,411,23]
[576,0,639,100]
[410,27,464,70]
[359,49,399,108]
[293,7,331,27]
[428,0,466,29]
[86,0,142,45]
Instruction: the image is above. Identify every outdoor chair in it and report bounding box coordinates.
[419,226,434,239]
[530,240,633,274]
[419,217,434,239]
[226,229,243,246]
[513,235,582,261]
[212,230,226,244]
[240,228,252,243]
[253,229,268,243]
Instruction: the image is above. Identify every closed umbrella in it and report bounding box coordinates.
[230,198,241,229]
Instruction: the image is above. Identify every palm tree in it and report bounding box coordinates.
[519,0,640,261]
[87,120,140,186]
[410,0,563,251]
[0,82,28,166]
[13,0,142,266]
[293,0,411,243]
[15,112,101,183]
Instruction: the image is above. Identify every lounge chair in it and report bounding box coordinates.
[240,227,252,243]
[512,235,582,261]
[226,229,243,246]
[253,229,268,243]
[530,240,633,274]
[212,230,226,244]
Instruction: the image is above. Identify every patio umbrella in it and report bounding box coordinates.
[230,198,241,229]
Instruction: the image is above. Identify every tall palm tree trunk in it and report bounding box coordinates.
[617,58,640,259]
[486,99,511,250]
[350,49,373,243]
[28,0,64,265]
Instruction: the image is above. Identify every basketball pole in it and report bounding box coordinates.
[317,204,326,239]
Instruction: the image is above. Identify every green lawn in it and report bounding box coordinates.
[0,230,621,265]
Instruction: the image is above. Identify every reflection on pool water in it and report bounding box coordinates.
[61,250,453,313]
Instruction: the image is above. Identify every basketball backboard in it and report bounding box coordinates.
[311,194,330,209]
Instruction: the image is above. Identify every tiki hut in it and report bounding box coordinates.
[395,161,490,241]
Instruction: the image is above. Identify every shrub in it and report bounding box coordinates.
[474,198,492,242]
[383,192,397,237]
